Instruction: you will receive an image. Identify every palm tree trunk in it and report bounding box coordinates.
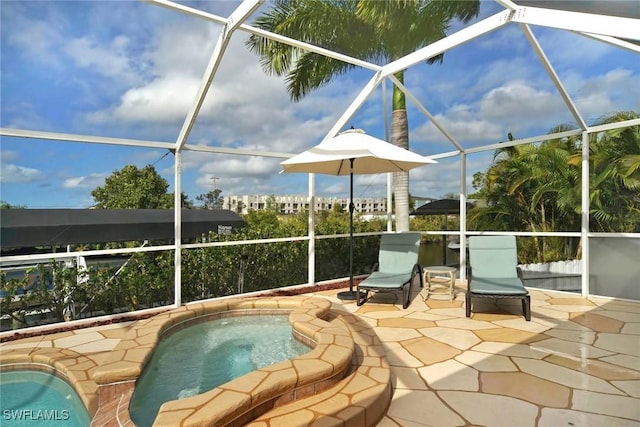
[392,72,410,231]
[540,202,547,258]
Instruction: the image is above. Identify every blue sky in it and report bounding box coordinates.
[1,0,639,208]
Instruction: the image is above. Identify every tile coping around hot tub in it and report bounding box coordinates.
[92,296,359,426]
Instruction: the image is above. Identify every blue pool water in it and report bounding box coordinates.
[0,370,91,426]
[129,314,310,427]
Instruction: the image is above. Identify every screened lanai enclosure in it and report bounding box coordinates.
[1,0,639,330]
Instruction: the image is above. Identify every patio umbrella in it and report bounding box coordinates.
[281,128,436,300]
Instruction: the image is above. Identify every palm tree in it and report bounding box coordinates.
[588,111,640,232]
[247,0,480,231]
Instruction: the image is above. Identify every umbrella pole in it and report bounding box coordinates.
[338,158,361,301]
[350,159,354,291]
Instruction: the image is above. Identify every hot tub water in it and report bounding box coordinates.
[129,314,309,427]
[0,370,91,427]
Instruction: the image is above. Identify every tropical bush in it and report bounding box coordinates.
[469,111,639,262]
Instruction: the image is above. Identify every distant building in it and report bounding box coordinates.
[222,195,387,215]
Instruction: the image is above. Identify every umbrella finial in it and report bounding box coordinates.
[341,127,365,136]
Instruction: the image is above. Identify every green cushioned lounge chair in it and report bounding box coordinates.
[466,235,531,321]
[357,232,423,309]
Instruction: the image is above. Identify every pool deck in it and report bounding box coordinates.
[1,280,639,426]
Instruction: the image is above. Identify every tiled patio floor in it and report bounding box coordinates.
[1,280,639,426]
[324,284,640,427]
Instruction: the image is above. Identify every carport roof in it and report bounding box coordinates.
[411,199,474,216]
[0,209,244,249]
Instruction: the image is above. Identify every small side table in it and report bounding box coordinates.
[423,266,457,302]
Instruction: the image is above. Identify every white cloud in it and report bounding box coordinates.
[474,24,527,54]
[0,164,45,183]
[566,68,640,120]
[84,19,356,153]
[62,173,108,189]
[186,154,285,196]
[409,159,459,198]
[68,5,364,206]
[322,182,347,195]
[143,20,219,77]
[84,21,239,126]
[0,150,19,162]
[537,29,611,67]
[4,3,145,86]
[411,77,581,147]
[413,112,503,144]
[4,5,67,69]
[191,153,282,195]
[478,80,564,120]
[65,35,141,85]
[406,152,500,200]
[200,156,281,178]
[87,75,202,124]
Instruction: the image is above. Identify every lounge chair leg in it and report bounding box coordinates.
[523,296,531,321]
[403,283,410,309]
[465,292,471,318]
[401,265,422,309]
[356,289,368,306]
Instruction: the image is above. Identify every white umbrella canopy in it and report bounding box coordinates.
[281,128,436,174]
[281,128,436,301]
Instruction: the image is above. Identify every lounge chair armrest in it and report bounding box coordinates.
[517,266,524,280]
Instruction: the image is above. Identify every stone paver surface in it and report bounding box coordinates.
[1,281,639,426]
